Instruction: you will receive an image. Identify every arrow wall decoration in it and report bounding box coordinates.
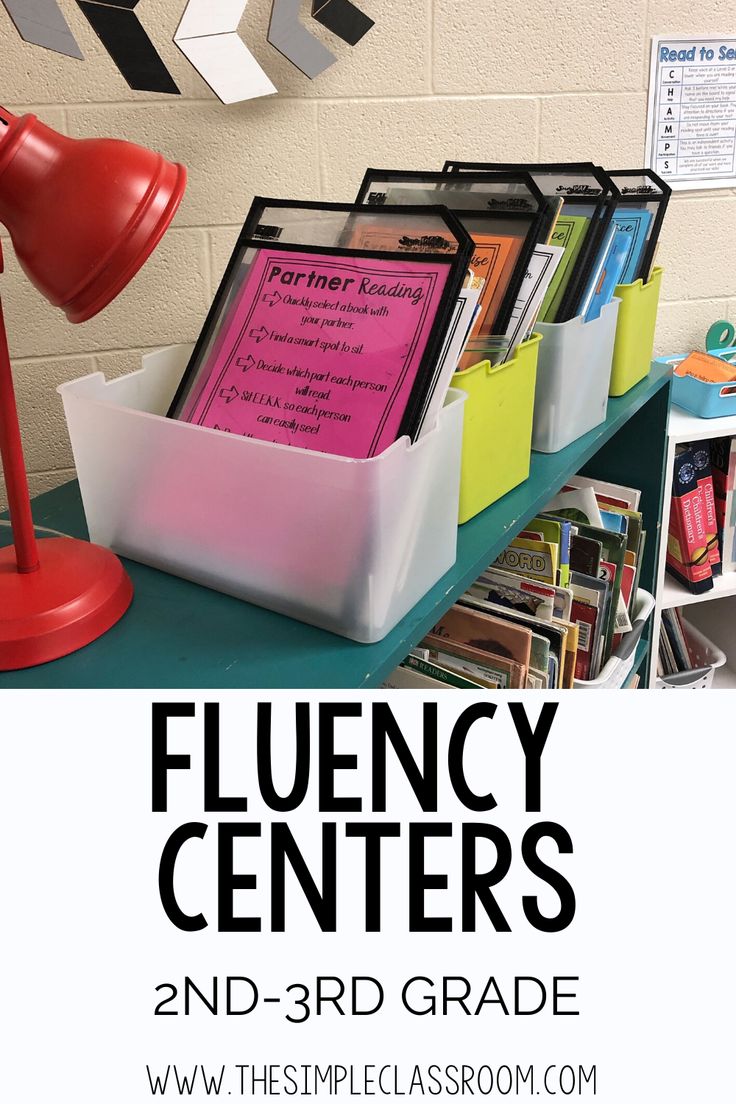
[311,0,373,47]
[1,0,83,59]
[76,0,180,93]
[3,0,375,96]
[174,0,276,104]
[268,0,336,80]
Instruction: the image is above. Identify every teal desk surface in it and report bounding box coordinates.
[1,364,669,689]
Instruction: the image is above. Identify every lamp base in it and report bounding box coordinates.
[0,537,133,671]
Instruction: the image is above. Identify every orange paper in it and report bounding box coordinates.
[468,233,521,340]
[674,351,736,384]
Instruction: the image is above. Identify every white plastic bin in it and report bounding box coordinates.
[58,345,467,644]
[656,620,727,689]
[532,299,620,454]
[574,589,655,689]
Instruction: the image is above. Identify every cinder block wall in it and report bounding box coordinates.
[1,0,734,506]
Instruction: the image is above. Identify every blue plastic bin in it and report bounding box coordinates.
[655,350,736,419]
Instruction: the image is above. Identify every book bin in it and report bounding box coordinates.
[609,266,664,397]
[532,299,620,454]
[58,346,467,644]
[656,620,727,689]
[451,333,541,524]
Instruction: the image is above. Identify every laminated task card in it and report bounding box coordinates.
[443,161,619,323]
[169,199,473,458]
[356,169,552,336]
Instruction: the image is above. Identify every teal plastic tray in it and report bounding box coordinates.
[655,349,736,419]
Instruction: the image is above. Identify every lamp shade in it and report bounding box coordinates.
[0,107,186,322]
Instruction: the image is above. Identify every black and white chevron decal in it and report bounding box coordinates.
[1,0,374,100]
[311,0,373,47]
[76,0,180,94]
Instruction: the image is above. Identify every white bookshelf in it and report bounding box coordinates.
[651,403,736,685]
[661,570,736,610]
[668,406,736,446]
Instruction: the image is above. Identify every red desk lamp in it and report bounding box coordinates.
[0,108,186,670]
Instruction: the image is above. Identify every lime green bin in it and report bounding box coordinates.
[609,266,664,397]
[451,333,541,525]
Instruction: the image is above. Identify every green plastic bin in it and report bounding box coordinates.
[451,333,541,525]
[609,266,663,397]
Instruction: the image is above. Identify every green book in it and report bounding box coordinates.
[540,214,589,323]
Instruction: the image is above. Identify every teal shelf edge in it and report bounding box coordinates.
[0,363,670,690]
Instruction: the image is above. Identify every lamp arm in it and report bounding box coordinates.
[0,242,40,573]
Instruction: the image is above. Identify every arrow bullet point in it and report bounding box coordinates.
[237,354,256,371]
[219,385,239,404]
[263,291,282,307]
[249,326,270,343]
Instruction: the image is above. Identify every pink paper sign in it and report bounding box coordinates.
[180,248,450,457]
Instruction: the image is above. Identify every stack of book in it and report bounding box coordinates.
[658,608,697,678]
[666,436,736,594]
[387,475,647,689]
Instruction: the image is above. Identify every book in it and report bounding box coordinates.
[558,618,579,688]
[602,505,643,561]
[661,609,692,673]
[494,536,558,586]
[577,221,618,322]
[600,509,628,535]
[659,623,678,677]
[566,474,641,512]
[582,227,630,322]
[690,444,721,576]
[529,515,571,588]
[503,242,564,356]
[383,666,454,689]
[526,631,551,685]
[467,233,524,339]
[546,486,603,527]
[468,567,557,621]
[403,653,492,689]
[564,521,627,662]
[539,214,589,322]
[569,572,608,681]
[611,561,636,649]
[421,636,526,689]
[632,529,647,600]
[666,445,714,594]
[430,603,533,670]
[570,534,603,578]
[608,208,653,284]
[543,515,571,588]
[710,436,736,572]
[418,281,481,435]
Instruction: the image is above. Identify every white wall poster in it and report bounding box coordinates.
[646,35,736,190]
